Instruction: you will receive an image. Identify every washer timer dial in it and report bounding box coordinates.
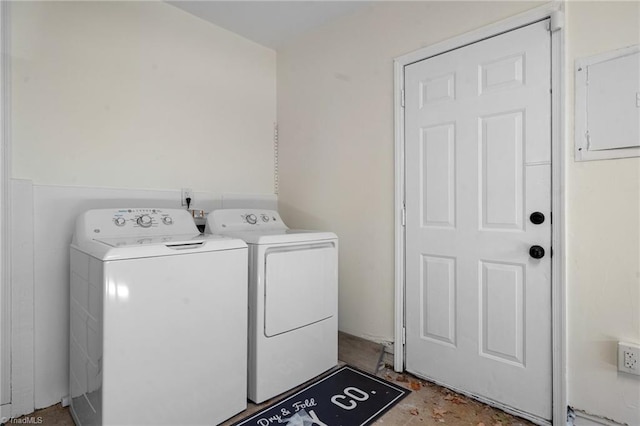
[137,214,153,228]
[245,214,258,225]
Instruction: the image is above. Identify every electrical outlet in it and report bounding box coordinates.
[181,188,193,207]
[618,342,640,376]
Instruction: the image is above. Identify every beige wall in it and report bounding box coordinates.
[278,1,640,424]
[12,1,276,194]
[565,2,640,424]
[277,0,542,343]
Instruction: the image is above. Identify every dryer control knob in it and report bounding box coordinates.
[137,214,153,228]
[162,216,173,225]
[261,214,269,222]
[114,217,126,227]
[246,214,257,225]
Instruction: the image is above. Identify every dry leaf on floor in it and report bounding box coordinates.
[432,407,448,419]
[395,374,409,383]
[444,394,467,405]
[409,381,421,391]
[409,408,419,416]
[492,413,509,421]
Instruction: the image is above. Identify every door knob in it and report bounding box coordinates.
[529,245,545,259]
[530,212,545,224]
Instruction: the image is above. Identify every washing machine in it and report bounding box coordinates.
[206,209,338,403]
[69,208,248,426]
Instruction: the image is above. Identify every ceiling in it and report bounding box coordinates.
[167,1,371,50]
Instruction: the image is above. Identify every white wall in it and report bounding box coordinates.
[565,2,640,425]
[277,1,640,424]
[10,0,277,411]
[11,1,276,193]
[277,0,543,343]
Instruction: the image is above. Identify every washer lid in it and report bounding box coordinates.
[217,229,337,245]
[74,233,246,261]
[95,233,216,248]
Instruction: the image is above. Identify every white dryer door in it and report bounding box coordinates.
[264,244,337,337]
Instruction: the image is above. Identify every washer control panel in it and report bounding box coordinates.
[238,211,280,226]
[242,212,278,225]
[208,209,287,233]
[110,208,175,230]
[75,208,199,240]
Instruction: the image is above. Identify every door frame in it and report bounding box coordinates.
[393,3,566,425]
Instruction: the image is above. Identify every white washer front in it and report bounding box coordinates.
[70,208,248,425]
[207,209,338,403]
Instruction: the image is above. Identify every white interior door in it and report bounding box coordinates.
[404,20,552,420]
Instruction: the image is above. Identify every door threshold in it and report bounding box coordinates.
[406,369,551,426]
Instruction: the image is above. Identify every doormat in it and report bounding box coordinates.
[232,365,410,426]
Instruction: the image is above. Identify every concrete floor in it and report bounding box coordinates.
[9,334,536,426]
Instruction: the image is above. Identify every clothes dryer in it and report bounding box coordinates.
[206,209,338,403]
[70,208,248,425]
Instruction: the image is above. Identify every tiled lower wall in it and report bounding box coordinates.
[10,180,276,413]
